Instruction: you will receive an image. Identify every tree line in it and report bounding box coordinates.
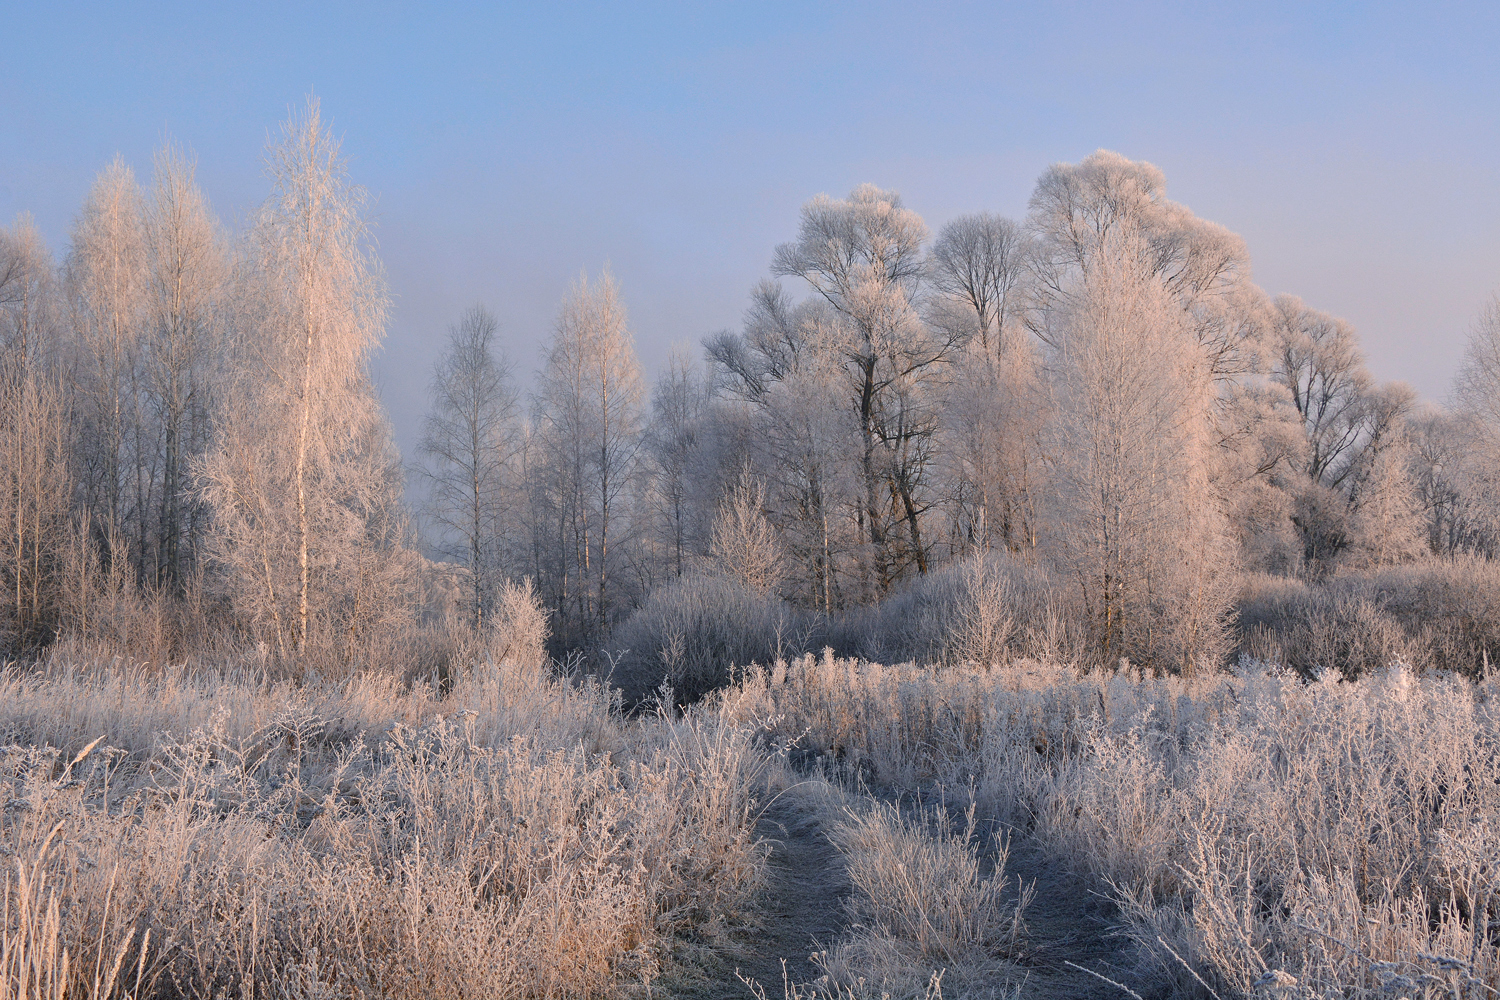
[430,151,1500,675]
[5,105,1498,676]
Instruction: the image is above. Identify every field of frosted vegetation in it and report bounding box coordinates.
[12,101,1500,998]
[10,630,1500,1000]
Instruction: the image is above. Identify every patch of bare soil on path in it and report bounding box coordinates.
[727,796,856,995]
[999,836,1156,1000]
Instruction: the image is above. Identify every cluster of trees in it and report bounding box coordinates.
[7,109,1500,675]
[427,151,1500,673]
[0,100,413,662]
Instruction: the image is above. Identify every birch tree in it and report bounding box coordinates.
[201,98,393,656]
[1026,152,1341,586]
[709,465,784,594]
[1042,233,1231,670]
[530,269,644,648]
[643,346,709,581]
[0,370,73,655]
[1027,151,1264,492]
[142,142,224,589]
[418,305,519,629]
[1404,407,1469,557]
[938,338,1045,555]
[1343,430,1427,568]
[0,218,69,655]
[66,159,147,553]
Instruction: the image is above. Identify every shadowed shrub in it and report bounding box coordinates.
[612,572,806,705]
[1239,557,1500,677]
[826,553,1068,669]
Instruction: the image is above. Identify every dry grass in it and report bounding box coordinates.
[821,798,1029,998]
[718,651,1500,999]
[729,773,1023,1000]
[712,651,1010,793]
[0,656,770,1000]
[15,632,1500,1000]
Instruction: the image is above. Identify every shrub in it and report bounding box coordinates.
[611,572,805,705]
[392,576,553,689]
[828,553,1069,668]
[1238,556,1500,677]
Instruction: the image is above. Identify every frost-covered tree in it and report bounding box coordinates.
[0,370,73,655]
[928,212,1030,359]
[1041,233,1231,670]
[1268,295,1373,490]
[1025,151,1275,573]
[1455,294,1500,427]
[201,98,399,657]
[418,305,520,629]
[529,269,644,648]
[66,159,147,550]
[1404,407,1471,557]
[938,339,1046,556]
[1028,150,1254,380]
[709,466,784,595]
[1434,297,1500,556]
[928,211,1043,556]
[1265,295,1420,570]
[141,143,225,588]
[0,218,68,654]
[707,282,864,610]
[0,215,57,376]
[1214,376,1309,574]
[1343,432,1427,569]
[643,346,709,581]
[717,185,954,596]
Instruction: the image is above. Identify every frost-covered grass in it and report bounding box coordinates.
[822,797,1029,998]
[0,657,769,1000]
[10,649,1500,999]
[719,653,1500,998]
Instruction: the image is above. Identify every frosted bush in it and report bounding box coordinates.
[613,572,804,704]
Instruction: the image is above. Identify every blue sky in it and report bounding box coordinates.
[5,2,1499,459]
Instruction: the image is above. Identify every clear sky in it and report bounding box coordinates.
[5,2,1499,462]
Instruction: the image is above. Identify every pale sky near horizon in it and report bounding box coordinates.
[5,2,1499,464]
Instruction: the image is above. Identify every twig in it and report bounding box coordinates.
[1064,961,1146,1000]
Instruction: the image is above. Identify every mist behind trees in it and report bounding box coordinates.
[4,105,1498,690]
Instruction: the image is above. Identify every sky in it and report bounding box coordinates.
[5,2,1499,464]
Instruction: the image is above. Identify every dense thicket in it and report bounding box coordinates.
[5,118,1499,686]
